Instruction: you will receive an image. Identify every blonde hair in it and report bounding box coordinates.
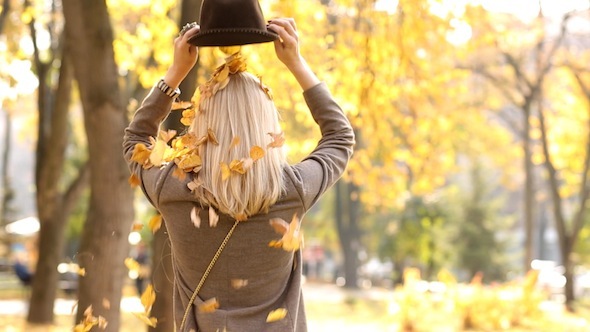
[190,71,287,218]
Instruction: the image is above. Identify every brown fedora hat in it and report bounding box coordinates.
[188,0,279,47]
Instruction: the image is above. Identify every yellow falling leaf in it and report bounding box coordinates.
[231,279,249,289]
[148,214,162,233]
[267,132,285,148]
[209,206,219,227]
[191,206,201,228]
[266,308,288,322]
[140,284,156,313]
[133,312,158,327]
[128,174,141,188]
[250,146,265,161]
[268,214,303,252]
[77,267,86,277]
[125,257,140,273]
[131,223,143,231]
[198,297,220,313]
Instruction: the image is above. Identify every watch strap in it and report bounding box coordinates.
[156,79,181,98]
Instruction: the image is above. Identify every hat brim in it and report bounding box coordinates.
[188,29,279,47]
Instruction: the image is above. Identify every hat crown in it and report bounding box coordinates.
[189,0,278,46]
[201,0,267,30]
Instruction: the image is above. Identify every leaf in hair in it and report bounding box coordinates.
[229,159,246,174]
[250,146,265,161]
[220,162,231,181]
[207,128,219,145]
[230,136,241,150]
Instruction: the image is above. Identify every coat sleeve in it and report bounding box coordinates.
[289,82,355,210]
[122,87,175,209]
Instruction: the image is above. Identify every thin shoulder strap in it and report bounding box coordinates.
[179,220,240,331]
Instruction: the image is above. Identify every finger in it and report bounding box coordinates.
[182,25,201,41]
[268,24,296,48]
[269,18,298,40]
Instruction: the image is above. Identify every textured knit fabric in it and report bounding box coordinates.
[123,82,354,332]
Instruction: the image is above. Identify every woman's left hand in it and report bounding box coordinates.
[163,23,200,88]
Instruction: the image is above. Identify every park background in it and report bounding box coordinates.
[1,0,590,330]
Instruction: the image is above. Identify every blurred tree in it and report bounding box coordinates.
[537,59,590,308]
[0,0,92,324]
[453,161,513,282]
[62,0,134,329]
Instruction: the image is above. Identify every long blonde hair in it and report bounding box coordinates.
[190,71,287,219]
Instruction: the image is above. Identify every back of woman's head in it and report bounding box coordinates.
[191,71,287,219]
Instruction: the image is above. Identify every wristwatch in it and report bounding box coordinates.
[156,79,181,99]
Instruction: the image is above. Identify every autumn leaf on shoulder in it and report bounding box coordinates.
[149,138,170,167]
[176,152,202,172]
[131,143,151,165]
[198,298,220,313]
[148,214,162,233]
[267,132,285,148]
[250,146,265,161]
[172,166,187,181]
[209,206,219,227]
[172,101,193,111]
[266,308,287,322]
[128,174,141,188]
[158,129,177,143]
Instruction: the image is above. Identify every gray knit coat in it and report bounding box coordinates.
[123,82,355,332]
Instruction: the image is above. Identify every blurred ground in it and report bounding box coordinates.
[0,274,589,331]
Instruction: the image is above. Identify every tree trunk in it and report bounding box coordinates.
[27,28,82,324]
[523,103,535,273]
[335,180,360,289]
[62,0,134,329]
[149,223,175,332]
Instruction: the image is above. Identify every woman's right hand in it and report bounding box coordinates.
[268,18,320,91]
[163,24,200,89]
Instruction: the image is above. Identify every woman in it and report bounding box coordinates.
[124,18,354,332]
